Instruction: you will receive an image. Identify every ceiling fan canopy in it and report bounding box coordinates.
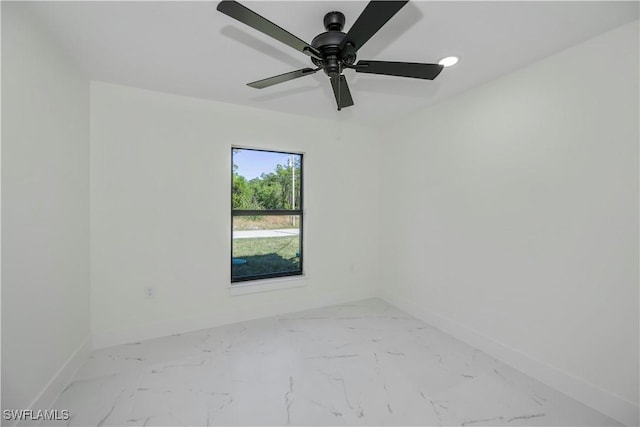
[217,1,445,111]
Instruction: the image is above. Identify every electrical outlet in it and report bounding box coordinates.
[144,286,155,299]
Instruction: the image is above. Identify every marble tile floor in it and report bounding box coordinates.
[48,298,621,426]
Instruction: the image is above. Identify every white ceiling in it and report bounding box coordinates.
[25,1,639,126]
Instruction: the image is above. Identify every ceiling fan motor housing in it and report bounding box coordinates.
[311,11,356,77]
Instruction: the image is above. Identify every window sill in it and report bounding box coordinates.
[229,275,307,296]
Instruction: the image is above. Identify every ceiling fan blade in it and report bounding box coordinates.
[247,68,320,89]
[217,1,321,59]
[354,60,444,80]
[339,1,408,53]
[330,75,354,111]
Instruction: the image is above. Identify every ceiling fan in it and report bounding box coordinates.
[217,0,445,111]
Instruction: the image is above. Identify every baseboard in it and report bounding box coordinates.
[378,290,639,427]
[14,337,92,427]
[92,287,376,349]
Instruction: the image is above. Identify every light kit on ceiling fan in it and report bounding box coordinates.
[217,0,449,111]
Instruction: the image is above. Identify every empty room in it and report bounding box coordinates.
[1,1,638,426]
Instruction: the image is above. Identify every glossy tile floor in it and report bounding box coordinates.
[50,299,620,426]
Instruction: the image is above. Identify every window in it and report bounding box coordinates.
[231,148,303,282]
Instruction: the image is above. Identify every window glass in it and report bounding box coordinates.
[232,215,301,280]
[232,148,303,282]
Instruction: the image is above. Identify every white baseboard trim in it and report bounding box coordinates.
[15,337,92,427]
[378,290,639,427]
[92,287,377,349]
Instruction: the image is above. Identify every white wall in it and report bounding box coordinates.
[380,20,639,422]
[1,2,90,416]
[90,82,381,344]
